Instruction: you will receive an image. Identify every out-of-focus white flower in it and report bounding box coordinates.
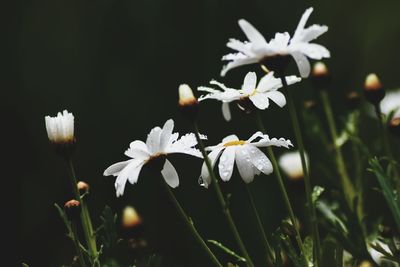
[200,132,292,187]
[221,7,330,77]
[278,151,309,181]
[104,119,202,197]
[368,240,399,266]
[45,110,75,144]
[198,72,301,121]
[381,89,400,118]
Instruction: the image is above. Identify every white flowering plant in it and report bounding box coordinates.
[38,6,400,267]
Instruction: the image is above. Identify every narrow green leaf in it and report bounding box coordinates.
[207,240,246,262]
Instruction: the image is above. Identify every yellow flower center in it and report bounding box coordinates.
[223,140,246,147]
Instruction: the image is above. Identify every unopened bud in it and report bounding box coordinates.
[389,117,400,137]
[77,181,89,194]
[364,73,385,106]
[346,91,362,110]
[303,100,317,110]
[64,199,81,220]
[310,61,331,90]
[178,84,199,121]
[122,206,142,229]
[358,260,375,267]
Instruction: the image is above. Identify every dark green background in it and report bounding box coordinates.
[7,0,400,266]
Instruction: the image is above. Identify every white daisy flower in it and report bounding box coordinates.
[198,72,301,121]
[381,89,400,118]
[45,110,75,144]
[278,151,309,181]
[199,132,292,187]
[221,7,330,78]
[103,119,202,197]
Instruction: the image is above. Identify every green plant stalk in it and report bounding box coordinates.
[163,182,223,267]
[67,160,99,266]
[193,122,255,267]
[320,91,356,209]
[245,184,275,264]
[280,76,321,266]
[375,105,399,183]
[71,222,88,267]
[255,112,308,266]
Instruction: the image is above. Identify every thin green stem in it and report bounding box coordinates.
[71,222,88,267]
[255,112,308,266]
[280,76,321,266]
[320,90,356,209]
[67,160,99,267]
[245,184,275,265]
[193,122,255,267]
[163,182,223,267]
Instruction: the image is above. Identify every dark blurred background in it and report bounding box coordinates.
[6,0,400,266]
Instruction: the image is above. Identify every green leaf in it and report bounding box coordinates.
[207,240,246,262]
[97,206,118,255]
[369,158,400,232]
[321,237,343,267]
[312,186,325,203]
[54,203,72,236]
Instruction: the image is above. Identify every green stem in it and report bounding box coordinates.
[67,160,99,266]
[71,222,88,267]
[163,182,223,267]
[245,184,275,265]
[281,76,321,266]
[193,122,255,267]
[320,90,356,209]
[255,112,308,266]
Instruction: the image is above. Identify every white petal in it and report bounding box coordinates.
[257,72,279,92]
[201,147,225,187]
[161,159,179,188]
[250,93,270,110]
[222,102,232,121]
[266,91,286,107]
[242,72,257,94]
[125,140,150,159]
[254,136,293,148]
[146,126,162,154]
[167,133,200,157]
[159,119,174,151]
[238,19,267,46]
[114,160,143,197]
[268,32,291,52]
[223,134,239,143]
[301,25,328,43]
[226,39,253,56]
[247,145,273,175]
[290,52,311,78]
[235,146,255,183]
[104,160,133,176]
[247,131,264,143]
[218,146,236,181]
[291,7,313,43]
[221,57,258,77]
[127,161,145,184]
[297,43,330,59]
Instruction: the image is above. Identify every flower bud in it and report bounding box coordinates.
[122,206,142,229]
[77,181,89,195]
[64,199,81,220]
[364,73,385,106]
[358,261,375,267]
[45,110,76,158]
[310,61,331,90]
[178,84,199,121]
[303,100,317,111]
[346,91,362,110]
[388,117,400,137]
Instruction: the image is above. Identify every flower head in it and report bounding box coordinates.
[199,132,292,187]
[278,151,309,181]
[103,119,202,197]
[178,84,199,121]
[45,110,75,144]
[221,7,330,77]
[364,73,385,106]
[199,72,301,121]
[45,110,76,157]
[380,89,400,118]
